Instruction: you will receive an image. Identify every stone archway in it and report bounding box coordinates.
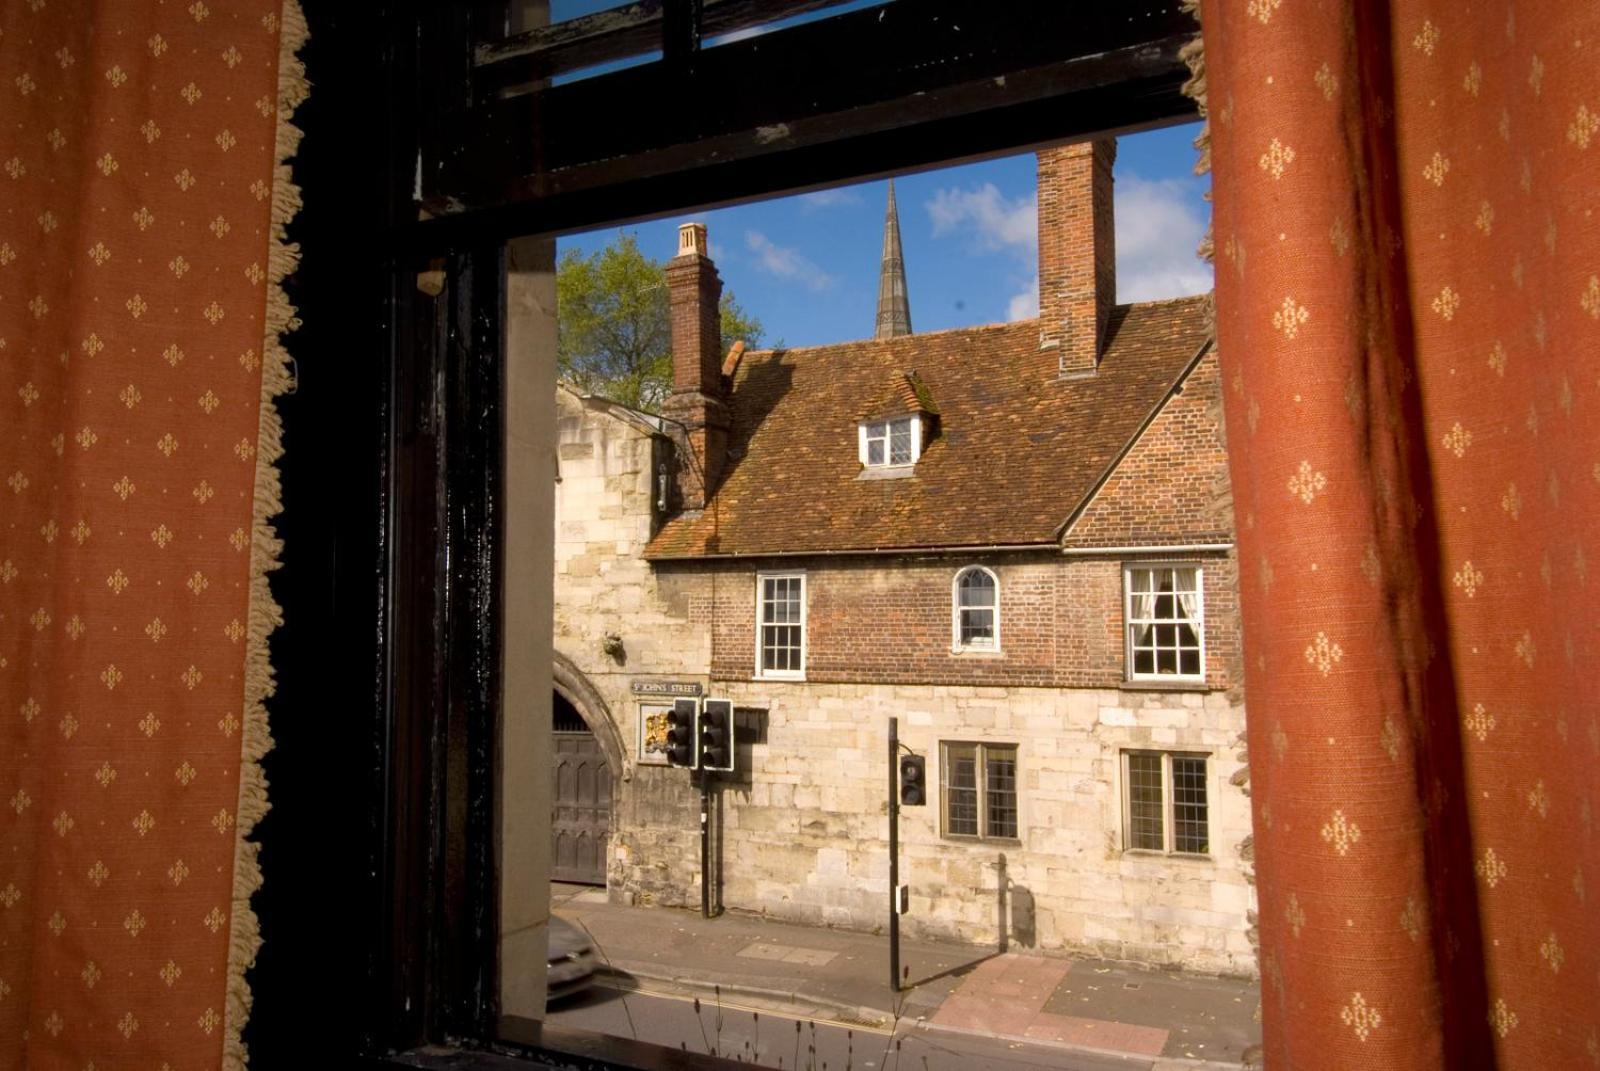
[549,653,627,886]
[550,651,629,782]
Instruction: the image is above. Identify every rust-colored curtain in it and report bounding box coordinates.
[1199,1,1598,1067]
[0,2,303,1067]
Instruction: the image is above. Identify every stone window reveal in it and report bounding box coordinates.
[1124,564,1204,681]
[1123,751,1209,855]
[941,741,1019,840]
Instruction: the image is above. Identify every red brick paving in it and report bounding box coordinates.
[931,953,1170,1058]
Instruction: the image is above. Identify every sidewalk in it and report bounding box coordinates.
[552,884,1260,1068]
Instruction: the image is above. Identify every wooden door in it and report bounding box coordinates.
[551,731,611,885]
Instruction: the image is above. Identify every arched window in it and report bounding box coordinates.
[952,566,999,651]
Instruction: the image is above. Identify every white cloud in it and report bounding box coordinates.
[926,173,1211,313]
[798,188,862,210]
[1112,175,1213,303]
[925,184,1038,255]
[744,230,837,291]
[1007,276,1039,322]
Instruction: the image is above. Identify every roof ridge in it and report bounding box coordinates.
[737,294,1211,360]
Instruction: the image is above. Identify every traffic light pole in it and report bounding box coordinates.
[888,716,899,993]
[700,774,711,919]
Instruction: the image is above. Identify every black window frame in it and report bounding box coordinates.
[255,1,1205,1067]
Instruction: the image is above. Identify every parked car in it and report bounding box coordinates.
[547,915,597,1001]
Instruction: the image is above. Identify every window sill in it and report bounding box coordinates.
[1119,678,1211,693]
[949,647,1004,658]
[753,674,806,683]
[856,464,916,481]
[1120,849,1214,863]
[939,835,1023,846]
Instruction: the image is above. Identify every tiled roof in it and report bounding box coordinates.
[860,370,938,420]
[645,297,1212,559]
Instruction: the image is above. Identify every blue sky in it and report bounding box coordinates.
[557,122,1210,351]
[548,4,1210,350]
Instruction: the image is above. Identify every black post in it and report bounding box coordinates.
[888,716,899,993]
[700,775,711,919]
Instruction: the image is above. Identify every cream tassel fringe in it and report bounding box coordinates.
[222,0,307,1066]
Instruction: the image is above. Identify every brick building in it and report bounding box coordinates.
[550,142,1253,974]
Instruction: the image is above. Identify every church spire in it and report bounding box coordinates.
[874,179,912,339]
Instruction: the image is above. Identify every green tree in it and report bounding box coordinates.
[556,232,765,411]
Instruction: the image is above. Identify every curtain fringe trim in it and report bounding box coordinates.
[223,0,307,1066]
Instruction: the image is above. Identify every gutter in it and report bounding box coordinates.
[647,542,1059,562]
[1060,543,1233,556]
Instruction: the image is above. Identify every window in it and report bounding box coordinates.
[859,416,921,468]
[941,742,1019,840]
[756,572,806,678]
[1122,751,1209,855]
[1124,564,1204,681]
[952,566,999,651]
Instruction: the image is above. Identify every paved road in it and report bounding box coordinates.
[547,981,1160,1071]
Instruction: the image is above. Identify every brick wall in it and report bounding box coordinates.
[1064,349,1232,547]
[677,552,1239,692]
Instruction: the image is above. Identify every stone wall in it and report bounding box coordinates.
[707,680,1254,975]
[551,386,1255,976]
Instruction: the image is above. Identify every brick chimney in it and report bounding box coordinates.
[1036,139,1116,377]
[661,222,730,510]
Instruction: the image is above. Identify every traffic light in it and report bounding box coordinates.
[899,754,926,806]
[698,698,734,773]
[665,698,698,768]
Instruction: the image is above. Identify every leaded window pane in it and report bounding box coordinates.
[945,745,979,836]
[1171,756,1209,854]
[985,748,1017,838]
[1126,753,1165,851]
[889,419,912,464]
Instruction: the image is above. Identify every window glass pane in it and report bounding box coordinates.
[1126,753,1165,850]
[1127,566,1202,678]
[960,608,993,645]
[945,745,978,836]
[867,439,885,465]
[958,570,995,607]
[760,578,803,673]
[1171,756,1209,854]
[1172,566,1199,598]
[889,419,912,464]
[985,747,1017,838]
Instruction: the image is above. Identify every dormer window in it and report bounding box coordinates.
[858,370,938,473]
[861,416,920,468]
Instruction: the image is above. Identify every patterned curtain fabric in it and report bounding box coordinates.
[1198,2,1598,1067]
[0,2,303,1067]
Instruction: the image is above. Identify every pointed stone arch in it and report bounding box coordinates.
[551,650,630,783]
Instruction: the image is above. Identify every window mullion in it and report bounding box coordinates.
[975,744,987,836]
[1163,753,1175,854]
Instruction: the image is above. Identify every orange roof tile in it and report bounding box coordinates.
[645,297,1211,558]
